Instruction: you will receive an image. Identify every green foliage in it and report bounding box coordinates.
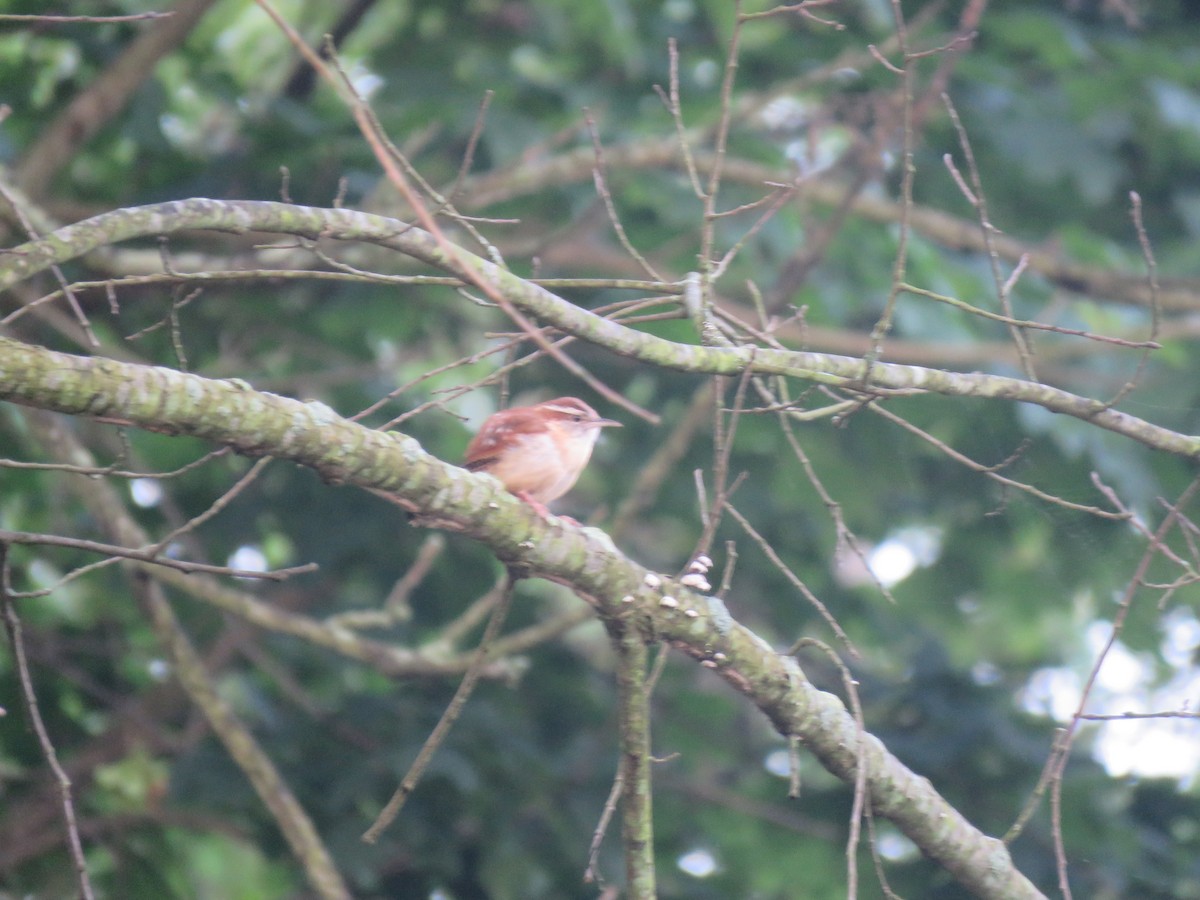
[3,1,1200,898]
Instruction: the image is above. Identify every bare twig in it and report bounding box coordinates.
[1103,191,1162,407]
[0,544,96,900]
[362,573,517,843]
[942,95,1037,379]
[0,528,317,594]
[791,637,868,898]
[725,503,858,658]
[585,111,663,281]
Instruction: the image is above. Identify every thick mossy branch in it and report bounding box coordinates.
[0,335,1043,899]
[2,198,1198,458]
[609,620,656,898]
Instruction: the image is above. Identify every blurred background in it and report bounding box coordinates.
[2,1,1200,897]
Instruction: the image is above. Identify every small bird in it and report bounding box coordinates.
[464,396,621,516]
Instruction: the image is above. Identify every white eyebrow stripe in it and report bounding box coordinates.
[542,403,590,416]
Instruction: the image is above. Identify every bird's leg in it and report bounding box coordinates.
[514,490,580,526]
[514,490,552,518]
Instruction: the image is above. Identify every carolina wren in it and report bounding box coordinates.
[464,397,621,516]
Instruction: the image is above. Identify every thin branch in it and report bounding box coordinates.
[0,445,231,479]
[791,638,868,898]
[1037,476,1200,896]
[724,503,858,658]
[147,456,273,554]
[941,95,1037,379]
[0,12,172,22]
[863,0,917,379]
[655,39,704,198]
[362,572,517,843]
[0,543,96,900]
[0,528,317,592]
[585,111,663,281]
[1103,191,1162,407]
[4,202,1198,456]
[868,405,1129,520]
[0,181,97,345]
[899,282,1160,350]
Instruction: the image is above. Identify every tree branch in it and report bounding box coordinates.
[0,335,1044,898]
[2,200,1197,458]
